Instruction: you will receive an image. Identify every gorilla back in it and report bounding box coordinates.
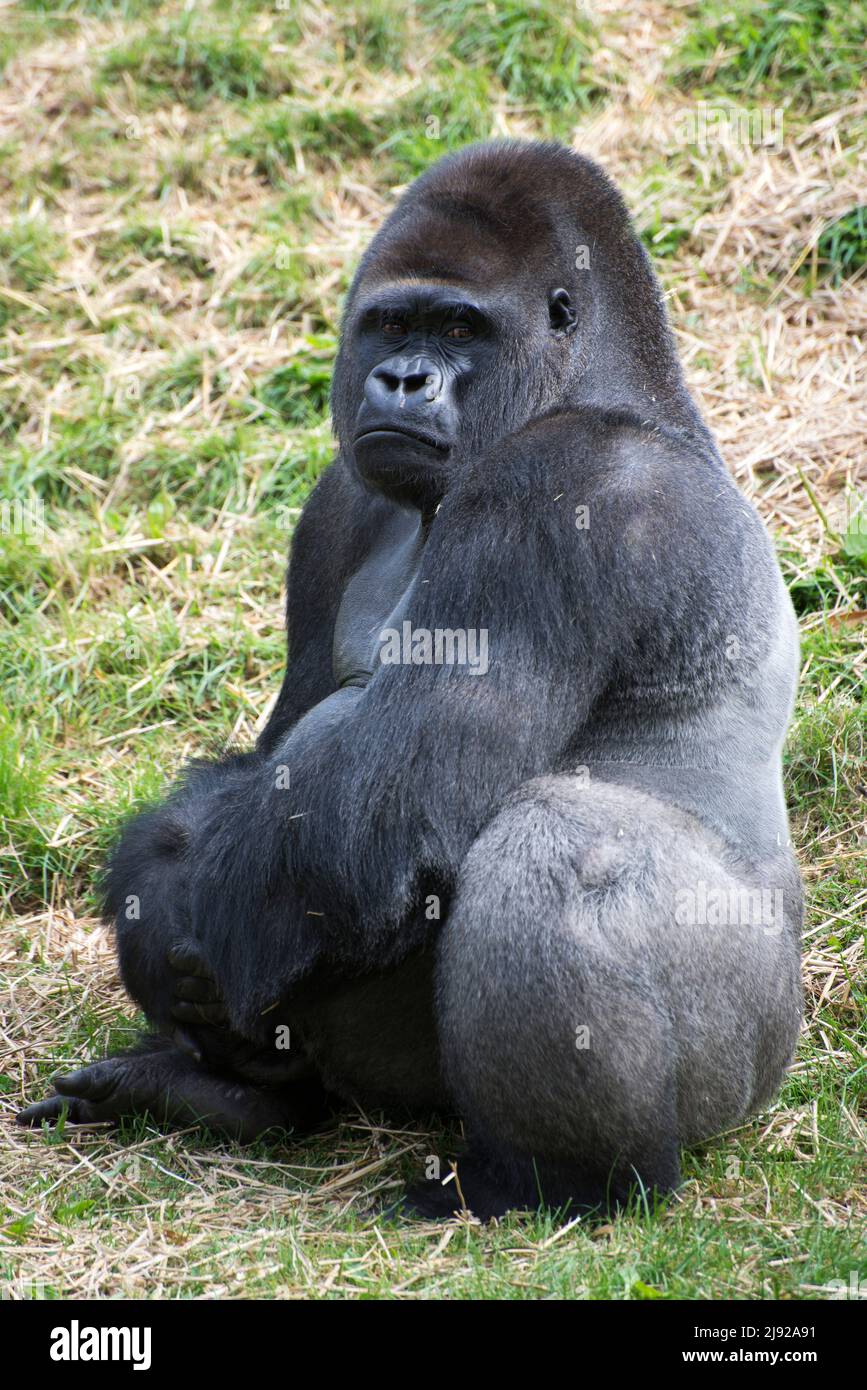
[19,142,803,1223]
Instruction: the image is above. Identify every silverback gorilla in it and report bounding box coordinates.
[19,142,803,1220]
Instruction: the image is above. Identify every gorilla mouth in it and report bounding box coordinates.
[355,426,449,454]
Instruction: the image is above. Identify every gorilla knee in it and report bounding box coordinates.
[436,782,682,1208]
[437,775,801,1216]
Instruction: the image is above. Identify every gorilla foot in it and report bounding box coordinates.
[16,1043,331,1144]
[395,1147,680,1223]
[396,1154,520,1222]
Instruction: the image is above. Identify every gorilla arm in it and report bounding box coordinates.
[186,421,581,1032]
[192,415,746,1039]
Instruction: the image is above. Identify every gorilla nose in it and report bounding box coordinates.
[366,357,443,410]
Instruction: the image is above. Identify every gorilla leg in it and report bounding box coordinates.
[408,776,801,1220]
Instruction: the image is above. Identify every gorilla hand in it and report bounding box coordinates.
[168,940,229,1029]
[169,939,307,1088]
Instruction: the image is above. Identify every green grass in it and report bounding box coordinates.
[810,206,867,285]
[22,0,166,15]
[230,102,389,177]
[97,223,214,278]
[424,0,603,110]
[674,0,867,105]
[254,338,335,426]
[0,219,65,329]
[0,0,864,1301]
[324,0,413,71]
[101,11,295,108]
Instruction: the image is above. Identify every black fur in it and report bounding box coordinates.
[18,142,803,1222]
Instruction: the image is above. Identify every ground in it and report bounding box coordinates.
[0,0,865,1299]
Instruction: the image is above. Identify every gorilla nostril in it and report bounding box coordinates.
[372,360,442,401]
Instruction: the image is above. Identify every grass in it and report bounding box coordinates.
[808,206,867,287]
[424,0,604,112]
[673,0,867,106]
[100,9,296,108]
[0,0,865,1300]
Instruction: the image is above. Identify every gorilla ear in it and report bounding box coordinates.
[548,287,577,335]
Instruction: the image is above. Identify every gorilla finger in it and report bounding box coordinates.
[168,941,212,978]
[16,1095,66,1126]
[172,1027,203,1064]
[50,1061,120,1101]
[16,1095,96,1127]
[175,975,220,1004]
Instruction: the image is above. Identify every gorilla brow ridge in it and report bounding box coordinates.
[421,192,513,235]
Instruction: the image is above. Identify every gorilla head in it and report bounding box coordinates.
[332,140,701,515]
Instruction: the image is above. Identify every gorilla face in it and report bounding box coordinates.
[348,282,578,514]
[350,284,486,513]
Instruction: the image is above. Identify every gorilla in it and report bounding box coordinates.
[19,141,803,1221]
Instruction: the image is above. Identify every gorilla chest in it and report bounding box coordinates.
[332,509,426,687]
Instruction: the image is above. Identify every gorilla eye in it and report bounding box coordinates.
[445,323,473,340]
[382,319,407,337]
